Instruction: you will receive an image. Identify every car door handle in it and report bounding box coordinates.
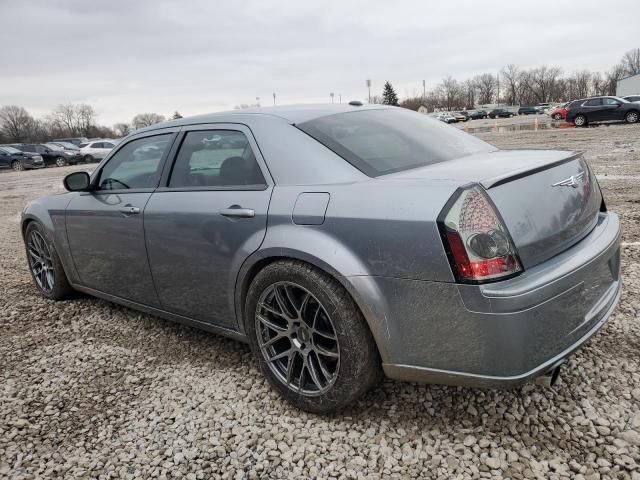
[220,206,255,218]
[119,205,140,215]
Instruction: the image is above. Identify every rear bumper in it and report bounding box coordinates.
[349,212,622,388]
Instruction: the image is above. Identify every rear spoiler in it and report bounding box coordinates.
[481,151,584,189]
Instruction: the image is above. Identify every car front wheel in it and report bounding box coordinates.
[84,155,94,163]
[625,111,639,124]
[55,157,66,167]
[245,260,380,413]
[553,113,562,120]
[24,222,74,300]
[573,114,587,127]
[11,160,24,171]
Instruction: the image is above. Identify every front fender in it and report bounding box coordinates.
[21,194,78,284]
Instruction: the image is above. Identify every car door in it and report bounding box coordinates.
[601,97,625,120]
[582,98,603,121]
[0,148,10,168]
[65,129,178,306]
[144,124,272,329]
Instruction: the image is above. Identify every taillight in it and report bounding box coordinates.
[438,185,522,283]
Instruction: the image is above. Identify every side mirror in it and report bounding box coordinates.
[63,171,91,192]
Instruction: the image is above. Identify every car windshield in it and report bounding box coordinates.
[298,108,496,177]
[1,146,21,154]
[44,143,64,151]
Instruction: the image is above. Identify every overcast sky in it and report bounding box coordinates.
[1,0,639,125]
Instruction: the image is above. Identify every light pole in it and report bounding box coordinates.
[366,79,371,103]
[330,92,334,104]
[339,93,342,104]
[256,96,260,107]
[422,80,426,101]
[273,92,276,105]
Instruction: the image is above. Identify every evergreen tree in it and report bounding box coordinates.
[382,81,399,106]
[172,111,183,120]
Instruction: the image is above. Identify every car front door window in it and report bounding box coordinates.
[97,134,171,191]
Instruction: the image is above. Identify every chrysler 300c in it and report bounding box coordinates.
[21,104,621,412]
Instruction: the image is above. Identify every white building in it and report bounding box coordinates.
[617,73,640,97]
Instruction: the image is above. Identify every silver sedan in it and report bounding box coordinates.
[21,104,621,412]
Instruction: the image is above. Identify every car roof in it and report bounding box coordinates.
[134,103,395,134]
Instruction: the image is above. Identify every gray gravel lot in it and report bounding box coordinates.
[1,119,640,479]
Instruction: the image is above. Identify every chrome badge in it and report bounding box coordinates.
[552,171,585,188]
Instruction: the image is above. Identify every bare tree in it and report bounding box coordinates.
[0,105,35,142]
[622,48,640,76]
[132,113,166,129]
[501,64,520,105]
[525,66,563,103]
[474,73,496,105]
[113,123,132,137]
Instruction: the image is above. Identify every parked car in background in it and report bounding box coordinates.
[434,112,457,123]
[488,109,514,119]
[549,103,569,121]
[518,106,539,115]
[49,141,80,151]
[565,96,640,127]
[21,105,621,412]
[0,145,44,171]
[79,139,118,163]
[451,112,467,122]
[464,110,488,120]
[13,143,82,166]
[622,95,640,103]
[52,137,88,146]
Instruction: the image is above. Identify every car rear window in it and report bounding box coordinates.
[297,109,495,177]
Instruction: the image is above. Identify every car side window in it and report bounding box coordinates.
[603,98,621,106]
[168,130,266,188]
[92,142,104,148]
[35,146,47,154]
[103,142,115,148]
[97,134,171,191]
[584,99,601,107]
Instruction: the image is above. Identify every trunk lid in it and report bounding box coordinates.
[389,150,602,268]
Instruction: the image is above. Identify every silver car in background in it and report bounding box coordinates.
[79,139,118,163]
[21,104,621,412]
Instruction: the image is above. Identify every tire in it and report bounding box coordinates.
[625,110,639,124]
[55,157,66,167]
[553,113,562,120]
[24,222,74,300]
[84,155,94,163]
[11,160,24,171]
[573,114,587,127]
[245,260,380,413]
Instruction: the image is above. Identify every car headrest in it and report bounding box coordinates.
[220,156,250,185]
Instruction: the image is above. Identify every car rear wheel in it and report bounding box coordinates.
[625,111,639,124]
[84,155,94,163]
[573,114,587,127]
[553,113,562,120]
[245,260,380,413]
[11,160,24,171]
[24,222,74,300]
[55,157,66,167]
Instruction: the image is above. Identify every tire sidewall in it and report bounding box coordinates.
[12,160,23,171]
[245,261,378,412]
[574,115,587,127]
[626,111,639,124]
[55,157,66,167]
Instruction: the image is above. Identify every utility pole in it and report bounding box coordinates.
[496,72,500,106]
[330,92,334,104]
[339,93,342,104]
[256,96,260,107]
[273,92,276,105]
[422,79,426,101]
[366,79,371,103]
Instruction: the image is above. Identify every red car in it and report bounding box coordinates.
[550,103,568,121]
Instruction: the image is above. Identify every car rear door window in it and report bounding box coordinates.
[168,130,265,188]
[97,134,171,190]
[584,99,602,107]
[603,98,621,106]
[92,142,104,149]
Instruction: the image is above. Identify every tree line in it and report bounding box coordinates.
[390,48,640,112]
[1,48,638,143]
[0,106,182,144]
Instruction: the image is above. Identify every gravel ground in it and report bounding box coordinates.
[1,122,640,479]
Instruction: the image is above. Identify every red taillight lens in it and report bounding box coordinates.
[439,186,522,283]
